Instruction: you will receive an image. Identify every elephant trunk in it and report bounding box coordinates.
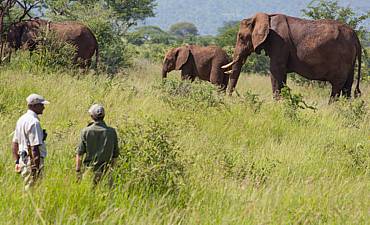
[162,67,168,78]
[228,60,243,95]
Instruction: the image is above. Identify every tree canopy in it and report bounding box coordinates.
[169,22,198,38]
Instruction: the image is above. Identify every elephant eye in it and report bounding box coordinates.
[238,33,247,41]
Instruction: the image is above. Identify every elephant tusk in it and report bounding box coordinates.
[221,60,237,69]
[225,70,233,75]
[1,56,8,61]
[222,56,240,69]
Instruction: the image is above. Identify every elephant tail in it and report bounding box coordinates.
[354,36,361,98]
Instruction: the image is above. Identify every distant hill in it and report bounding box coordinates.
[143,0,370,35]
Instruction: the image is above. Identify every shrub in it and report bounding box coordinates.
[221,152,280,187]
[337,99,367,128]
[130,43,171,63]
[281,86,317,120]
[6,30,77,74]
[34,31,77,72]
[152,78,225,111]
[239,90,264,113]
[290,73,328,88]
[115,117,186,193]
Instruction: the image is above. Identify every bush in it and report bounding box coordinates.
[221,152,280,187]
[281,86,317,120]
[337,99,367,128]
[115,117,186,193]
[130,43,171,63]
[5,31,77,74]
[239,90,264,113]
[153,78,225,111]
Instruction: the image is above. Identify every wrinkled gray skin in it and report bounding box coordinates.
[162,45,230,90]
[223,13,362,102]
[7,18,99,68]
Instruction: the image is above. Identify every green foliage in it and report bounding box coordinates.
[33,32,77,71]
[169,22,199,38]
[0,65,369,224]
[281,86,317,120]
[290,73,329,87]
[115,117,186,193]
[127,25,216,47]
[179,35,217,46]
[325,142,370,173]
[215,21,239,47]
[222,152,280,187]
[129,43,170,63]
[337,99,368,128]
[153,78,225,111]
[6,31,77,73]
[242,52,270,74]
[127,26,177,45]
[44,0,156,32]
[344,143,369,172]
[239,90,264,113]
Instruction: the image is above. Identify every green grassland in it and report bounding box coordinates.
[0,60,369,224]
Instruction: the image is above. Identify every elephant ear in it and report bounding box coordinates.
[252,13,270,50]
[175,47,190,70]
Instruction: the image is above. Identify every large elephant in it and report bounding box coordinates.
[162,45,230,90]
[7,18,99,67]
[222,13,362,102]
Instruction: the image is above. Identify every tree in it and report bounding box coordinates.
[44,0,156,34]
[127,26,176,45]
[169,22,198,38]
[215,21,238,47]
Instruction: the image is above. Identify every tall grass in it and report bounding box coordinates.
[0,61,369,224]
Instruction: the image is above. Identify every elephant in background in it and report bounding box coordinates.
[7,18,99,68]
[223,13,362,102]
[162,45,231,90]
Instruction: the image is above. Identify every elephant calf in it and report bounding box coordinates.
[162,45,231,90]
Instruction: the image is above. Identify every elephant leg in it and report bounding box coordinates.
[210,67,227,91]
[341,71,354,98]
[181,73,194,81]
[270,65,287,100]
[269,44,288,100]
[181,66,195,81]
[329,80,346,104]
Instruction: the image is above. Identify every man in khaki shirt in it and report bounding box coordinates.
[76,104,119,185]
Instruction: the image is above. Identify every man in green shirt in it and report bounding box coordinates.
[76,104,119,185]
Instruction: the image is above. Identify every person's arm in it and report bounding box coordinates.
[28,122,43,171]
[12,141,20,173]
[12,142,19,162]
[111,129,119,167]
[75,129,86,181]
[76,154,82,172]
[30,145,41,171]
